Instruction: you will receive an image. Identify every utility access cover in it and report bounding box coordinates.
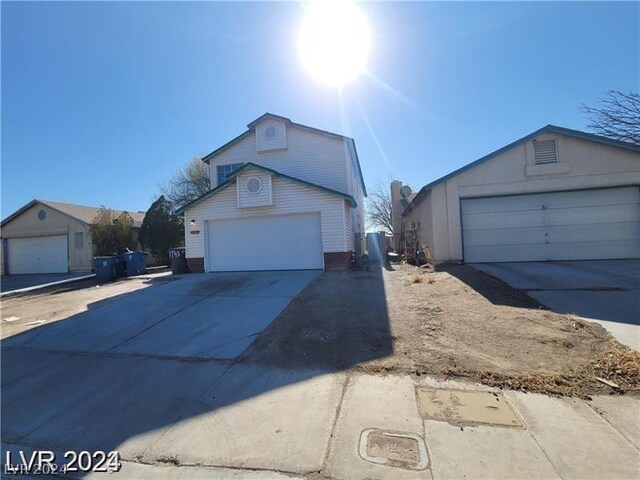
[359,429,429,470]
[416,388,523,428]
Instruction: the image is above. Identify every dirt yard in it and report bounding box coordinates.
[245,264,639,397]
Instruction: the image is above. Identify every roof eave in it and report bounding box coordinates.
[202,113,361,165]
[177,163,357,214]
[1,199,38,227]
[402,124,640,216]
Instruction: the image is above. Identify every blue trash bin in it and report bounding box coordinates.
[114,254,126,278]
[94,256,117,283]
[123,251,149,276]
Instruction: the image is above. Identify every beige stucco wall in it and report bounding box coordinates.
[1,203,93,272]
[404,134,640,263]
[401,189,436,260]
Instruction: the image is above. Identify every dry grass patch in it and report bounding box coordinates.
[246,264,639,397]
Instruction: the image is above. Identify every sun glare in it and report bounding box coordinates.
[298,1,371,86]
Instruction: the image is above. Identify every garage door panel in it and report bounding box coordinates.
[207,213,323,271]
[461,195,545,214]
[547,222,640,243]
[466,244,549,263]
[462,187,640,263]
[464,225,548,246]
[463,209,545,230]
[8,235,68,274]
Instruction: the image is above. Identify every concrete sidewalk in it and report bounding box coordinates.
[2,347,638,479]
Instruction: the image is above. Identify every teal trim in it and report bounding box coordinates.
[176,163,357,214]
[348,138,368,197]
[202,131,252,164]
[403,125,640,216]
[200,113,367,197]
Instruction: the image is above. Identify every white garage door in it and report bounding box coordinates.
[8,235,69,274]
[461,186,640,263]
[207,213,324,271]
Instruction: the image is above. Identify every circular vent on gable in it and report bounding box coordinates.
[265,126,277,139]
[246,176,263,195]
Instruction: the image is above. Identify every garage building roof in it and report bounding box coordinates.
[403,125,640,216]
[1,200,146,228]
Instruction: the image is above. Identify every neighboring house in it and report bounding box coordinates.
[177,113,367,272]
[395,125,640,264]
[1,200,145,274]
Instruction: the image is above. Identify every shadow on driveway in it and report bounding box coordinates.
[467,260,640,350]
[437,263,546,309]
[1,268,392,474]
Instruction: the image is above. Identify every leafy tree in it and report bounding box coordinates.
[581,90,640,145]
[90,208,135,255]
[160,156,211,209]
[139,196,184,265]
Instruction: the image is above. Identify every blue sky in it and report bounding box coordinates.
[2,1,638,218]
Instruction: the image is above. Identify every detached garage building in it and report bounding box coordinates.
[1,200,145,274]
[399,126,640,264]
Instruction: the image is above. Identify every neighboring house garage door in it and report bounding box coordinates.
[207,212,324,271]
[7,235,69,274]
[461,186,640,263]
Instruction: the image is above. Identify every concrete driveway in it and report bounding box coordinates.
[3,270,320,359]
[2,268,639,479]
[471,260,640,350]
[2,270,328,472]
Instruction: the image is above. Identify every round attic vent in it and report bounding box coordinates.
[246,176,263,195]
[265,126,277,139]
[38,209,47,220]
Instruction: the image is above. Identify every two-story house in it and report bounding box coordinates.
[177,113,367,272]
[396,125,640,264]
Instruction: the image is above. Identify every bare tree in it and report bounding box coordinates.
[366,183,393,233]
[581,90,640,145]
[161,156,211,209]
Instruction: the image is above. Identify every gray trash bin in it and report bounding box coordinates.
[169,247,188,274]
[94,256,117,283]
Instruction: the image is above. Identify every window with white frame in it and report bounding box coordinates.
[217,163,245,185]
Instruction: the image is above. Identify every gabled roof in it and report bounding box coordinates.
[176,162,357,214]
[1,199,146,228]
[403,125,640,216]
[200,113,367,196]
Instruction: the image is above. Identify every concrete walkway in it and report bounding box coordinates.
[471,260,640,350]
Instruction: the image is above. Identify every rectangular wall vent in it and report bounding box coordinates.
[533,138,558,164]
